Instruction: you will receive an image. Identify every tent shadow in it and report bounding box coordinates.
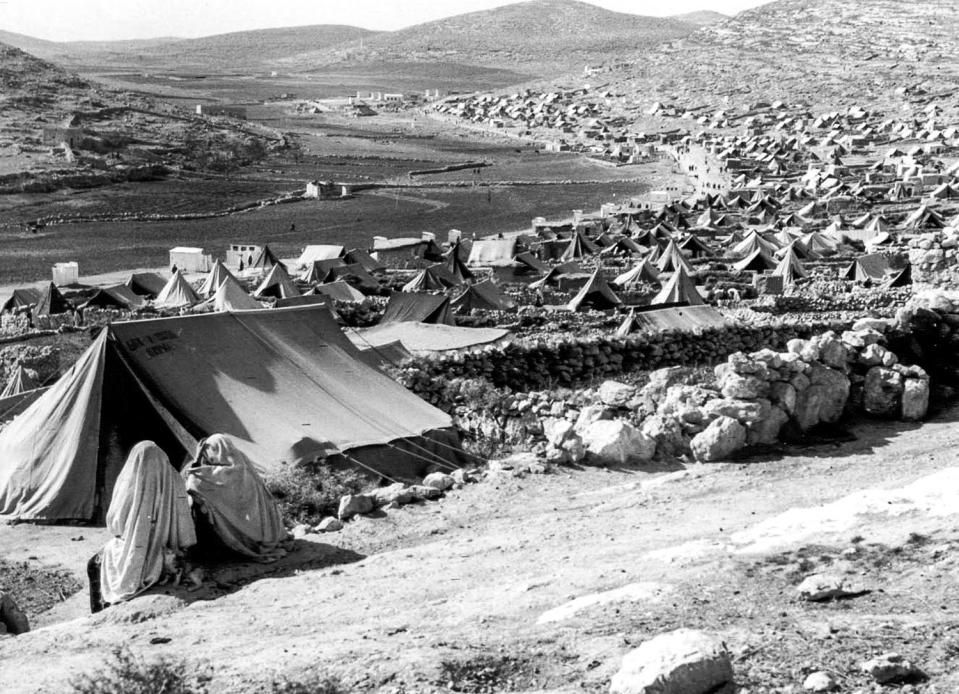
[148,538,365,604]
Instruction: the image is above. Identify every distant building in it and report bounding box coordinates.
[52,262,79,286]
[195,104,248,119]
[41,127,84,148]
[226,244,263,269]
[169,247,212,273]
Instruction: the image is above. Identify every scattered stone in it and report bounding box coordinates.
[901,378,930,421]
[368,483,414,507]
[863,366,904,417]
[802,671,837,692]
[609,628,733,694]
[315,517,343,533]
[599,380,636,407]
[860,652,923,684]
[337,493,375,520]
[796,574,867,602]
[690,416,746,462]
[291,523,311,539]
[407,484,443,501]
[422,472,455,491]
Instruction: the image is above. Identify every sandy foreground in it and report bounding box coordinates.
[1,404,958,692]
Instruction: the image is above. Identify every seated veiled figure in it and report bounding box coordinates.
[99,441,197,607]
[183,434,288,562]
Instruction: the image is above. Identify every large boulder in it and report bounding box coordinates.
[793,366,849,431]
[901,378,930,421]
[719,372,769,400]
[747,405,789,446]
[599,380,637,408]
[703,398,770,427]
[368,483,414,507]
[690,416,746,462]
[337,493,375,520]
[609,628,734,694]
[863,366,904,417]
[581,419,655,466]
[575,404,611,434]
[641,414,690,459]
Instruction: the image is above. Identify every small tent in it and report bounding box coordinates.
[567,269,622,312]
[771,247,808,286]
[0,366,39,398]
[402,264,463,292]
[451,281,517,313]
[248,245,284,271]
[733,248,778,273]
[613,260,661,288]
[254,264,300,300]
[154,270,200,309]
[199,260,238,297]
[34,282,73,317]
[656,240,694,274]
[651,266,705,306]
[382,292,456,325]
[211,275,261,311]
[125,272,168,299]
[81,284,145,312]
[843,254,890,282]
[344,248,385,274]
[313,281,366,303]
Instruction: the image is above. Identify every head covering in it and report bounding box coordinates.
[184,434,287,561]
[100,442,196,605]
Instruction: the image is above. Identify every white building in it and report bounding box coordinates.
[52,262,79,286]
[169,247,212,273]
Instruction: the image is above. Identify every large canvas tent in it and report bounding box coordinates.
[125,272,168,299]
[0,306,464,521]
[34,282,73,317]
[154,270,200,308]
[451,281,517,312]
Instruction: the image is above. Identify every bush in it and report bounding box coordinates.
[270,673,347,694]
[264,463,369,527]
[68,649,212,694]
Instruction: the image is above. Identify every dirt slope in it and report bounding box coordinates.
[3,406,959,692]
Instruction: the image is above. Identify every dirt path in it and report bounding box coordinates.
[2,408,959,693]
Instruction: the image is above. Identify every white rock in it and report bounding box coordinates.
[599,380,637,407]
[422,471,455,491]
[574,404,610,434]
[796,573,865,602]
[609,628,733,694]
[368,483,413,506]
[337,493,375,520]
[581,419,655,465]
[802,671,836,692]
[901,378,930,421]
[860,652,922,684]
[690,416,746,462]
[315,517,343,533]
[291,523,311,539]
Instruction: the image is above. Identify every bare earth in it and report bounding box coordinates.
[2,406,959,693]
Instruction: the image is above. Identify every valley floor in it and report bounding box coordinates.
[2,406,958,692]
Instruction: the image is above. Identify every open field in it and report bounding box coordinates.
[0,180,646,284]
[2,407,958,692]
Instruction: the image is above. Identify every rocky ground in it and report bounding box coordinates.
[2,403,959,693]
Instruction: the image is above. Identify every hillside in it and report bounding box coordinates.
[274,0,699,75]
[583,0,959,112]
[671,10,728,26]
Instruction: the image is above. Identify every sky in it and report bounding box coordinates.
[1,0,770,42]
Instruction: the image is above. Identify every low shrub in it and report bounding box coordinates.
[67,649,212,694]
[264,463,369,527]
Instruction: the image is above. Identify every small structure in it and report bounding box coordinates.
[226,244,263,269]
[195,104,248,119]
[169,247,212,273]
[304,180,339,199]
[52,262,79,286]
[41,127,84,148]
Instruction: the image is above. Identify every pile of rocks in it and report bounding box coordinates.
[537,320,931,465]
[908,229,959,285]
[0,343,60,386]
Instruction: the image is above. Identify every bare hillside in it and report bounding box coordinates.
[280,0,698,75]
[671,10,728,26]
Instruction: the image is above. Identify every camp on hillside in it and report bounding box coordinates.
[351,322,509,354]
[402,264,463,292]
[381,292,456,325]
[613,260,661,289]
[207,275,261,312]
[0,306,467,522]
[313,281,366,303]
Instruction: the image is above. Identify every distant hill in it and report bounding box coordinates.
[0,41,88,97]
[1,25,377,72]
[284,0,697,74]
[572,0,959,111]
[671,10,728,26]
